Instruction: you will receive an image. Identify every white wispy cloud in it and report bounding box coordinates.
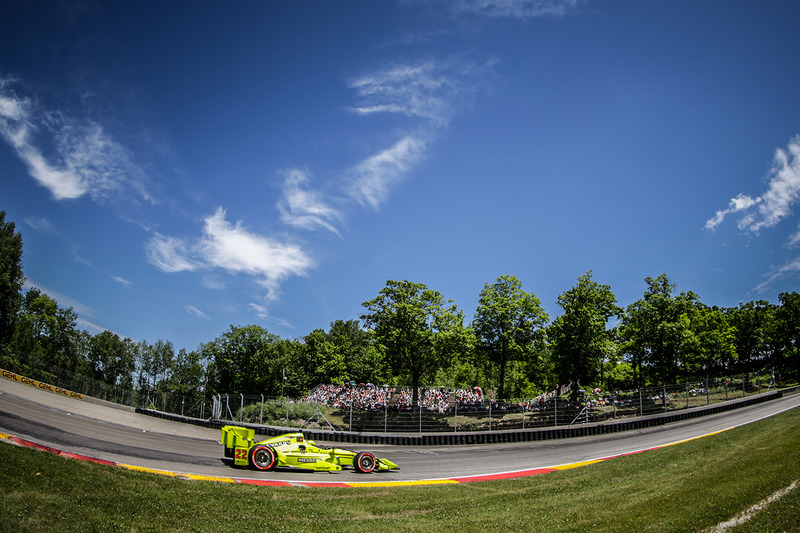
[705,193,761,231]
[23,216,58,235]
[146,233,201,273]
[349,135,427,209]
[344,57,494,210]
[753,255,800,294]
[0,77,152,204]
[247,303,295,327]
[348,58,489,128]
[349,61,456,127]
[112,276,133,287]
[277,168,343,235]
[447,0,581,19]
[185,304,211,320]
[706,135,800,239]
[146,207,313,302]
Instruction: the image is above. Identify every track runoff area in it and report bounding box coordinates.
[1,368,799,488]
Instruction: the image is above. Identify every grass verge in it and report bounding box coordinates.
[1,406,799,532]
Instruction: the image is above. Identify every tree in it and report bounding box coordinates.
[683,304,736,378]
[90,330,135,389]
[775,292,800,379]
[472,275,548,399]
[361,280,467,406]
[725,301,777,374]
[328,319,386,385]
[0,211,24,349]
[168,348,207,397]
[619,274,699,385]
[549,271,621,391]
[202,325,283,395]
[11,288,81,374]
[301,329,343,386]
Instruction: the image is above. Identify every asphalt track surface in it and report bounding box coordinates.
[2,376,799,486]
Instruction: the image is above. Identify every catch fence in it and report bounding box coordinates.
[212,373,779,433]
[1,357,781,433]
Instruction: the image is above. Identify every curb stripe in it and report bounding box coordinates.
[0,425,739,488]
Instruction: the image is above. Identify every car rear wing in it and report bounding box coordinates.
[221,425,255,462]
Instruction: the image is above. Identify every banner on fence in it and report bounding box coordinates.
[0,368,84,400]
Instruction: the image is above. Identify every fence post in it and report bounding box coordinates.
[706,378,710,405]
[639,387,643,416]
[742,373,746,398]
[260,394,264,425]
[239,394,244,422]
[554,397,557,427]
[454,400,458,432]
[663,385,667,412]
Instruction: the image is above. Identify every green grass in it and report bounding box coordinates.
[1,406,799,532]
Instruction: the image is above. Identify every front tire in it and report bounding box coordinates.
[249,445,276,471]
[354,452,376,473]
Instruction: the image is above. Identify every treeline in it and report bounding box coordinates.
[1,211,798,409]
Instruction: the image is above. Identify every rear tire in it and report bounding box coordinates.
[249,445,276,471]
[354,452,376,473]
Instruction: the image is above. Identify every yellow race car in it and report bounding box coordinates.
[221,426,398,473]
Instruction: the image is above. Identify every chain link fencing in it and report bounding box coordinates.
[1,355,782,434]
[211,373,781,433]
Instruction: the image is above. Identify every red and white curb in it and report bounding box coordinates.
[0,428,729,488]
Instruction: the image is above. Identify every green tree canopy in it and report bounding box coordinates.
[549,271,621,391]
[11,288,81,374]
[775,292,800,379]
[90,330,135,388]
[0,211,24,349]
[202,325,284,395]
[683,304,736,378]
[361,280,467,405]
[726,300,777,374]
[472,274,548,399]
[619,274,701,385]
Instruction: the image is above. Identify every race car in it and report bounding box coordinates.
[221,425,398,473]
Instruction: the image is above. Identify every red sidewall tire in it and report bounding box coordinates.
[249,445,276,471]
[354,452,376,473]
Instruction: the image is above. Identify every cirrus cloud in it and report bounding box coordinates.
[146,207,313,302]
[706,135,800,239]
[0,77,153,205]
[277,168,343,235]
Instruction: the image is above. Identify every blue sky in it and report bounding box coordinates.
[2,0,799,352]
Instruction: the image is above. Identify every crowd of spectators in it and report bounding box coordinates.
[303,384,485,413]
